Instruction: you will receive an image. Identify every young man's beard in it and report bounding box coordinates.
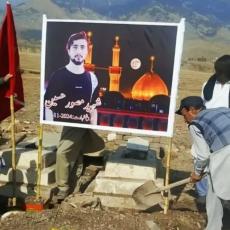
[71,58,83,65]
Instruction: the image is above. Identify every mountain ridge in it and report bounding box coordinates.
[0,0,230,59]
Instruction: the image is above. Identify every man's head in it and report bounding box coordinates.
[214,55,230,84]
[176,96,205,124]
[66,31,88,65]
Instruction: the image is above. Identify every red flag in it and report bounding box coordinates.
[0,2,24,121]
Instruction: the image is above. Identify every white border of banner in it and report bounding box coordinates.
[40,16,185,137]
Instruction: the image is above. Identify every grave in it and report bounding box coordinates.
[91,137,164,209]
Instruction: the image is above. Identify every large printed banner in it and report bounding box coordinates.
[40,16,185,137]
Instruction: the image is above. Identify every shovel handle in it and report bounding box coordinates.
[149,177,191,194]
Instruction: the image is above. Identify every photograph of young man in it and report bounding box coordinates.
[44,31,101,125]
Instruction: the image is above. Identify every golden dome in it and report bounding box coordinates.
[131,72,168,100]
[131,56,168,101]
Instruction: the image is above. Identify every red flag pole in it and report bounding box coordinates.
[8,2,17,208]
[5,2,19,207]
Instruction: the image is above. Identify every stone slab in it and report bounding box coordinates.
[94,172,147,196]
[0,165,55,186]
[104,147,157,180]
[0,147,56,170]
[35,132,60,149]
[127,137,149,152]
[17,131,61,150]
[94,171,164,196]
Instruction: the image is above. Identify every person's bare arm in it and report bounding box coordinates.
[3,73,13,82]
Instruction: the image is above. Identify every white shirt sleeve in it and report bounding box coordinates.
[201,80,230,108]
[90,72,98,94]
[189,125,210,175]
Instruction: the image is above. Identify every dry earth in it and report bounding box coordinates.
[0,53,229,230]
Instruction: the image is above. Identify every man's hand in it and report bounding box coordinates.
[190,171,202,183]
[3,73,13,82]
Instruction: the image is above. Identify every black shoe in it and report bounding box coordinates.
[49,187,68,204]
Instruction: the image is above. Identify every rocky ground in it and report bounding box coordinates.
[0,58,229,229]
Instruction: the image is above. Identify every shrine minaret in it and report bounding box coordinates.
[84,31,95,72]
[109,36,122,91]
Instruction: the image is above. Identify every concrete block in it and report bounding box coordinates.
[105,163,156,180]
[40,166,56,185]
[35,132,61,149]
[17,132,60,151]
[0,147,56,170]
[94,171,163,195]
[91,146,164,210]
[16,138,37,149]
[0,165,55,186]
[104,147,157,180]
[93,170,164,210]
[127,137,149,152]
[94,171,146,196]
